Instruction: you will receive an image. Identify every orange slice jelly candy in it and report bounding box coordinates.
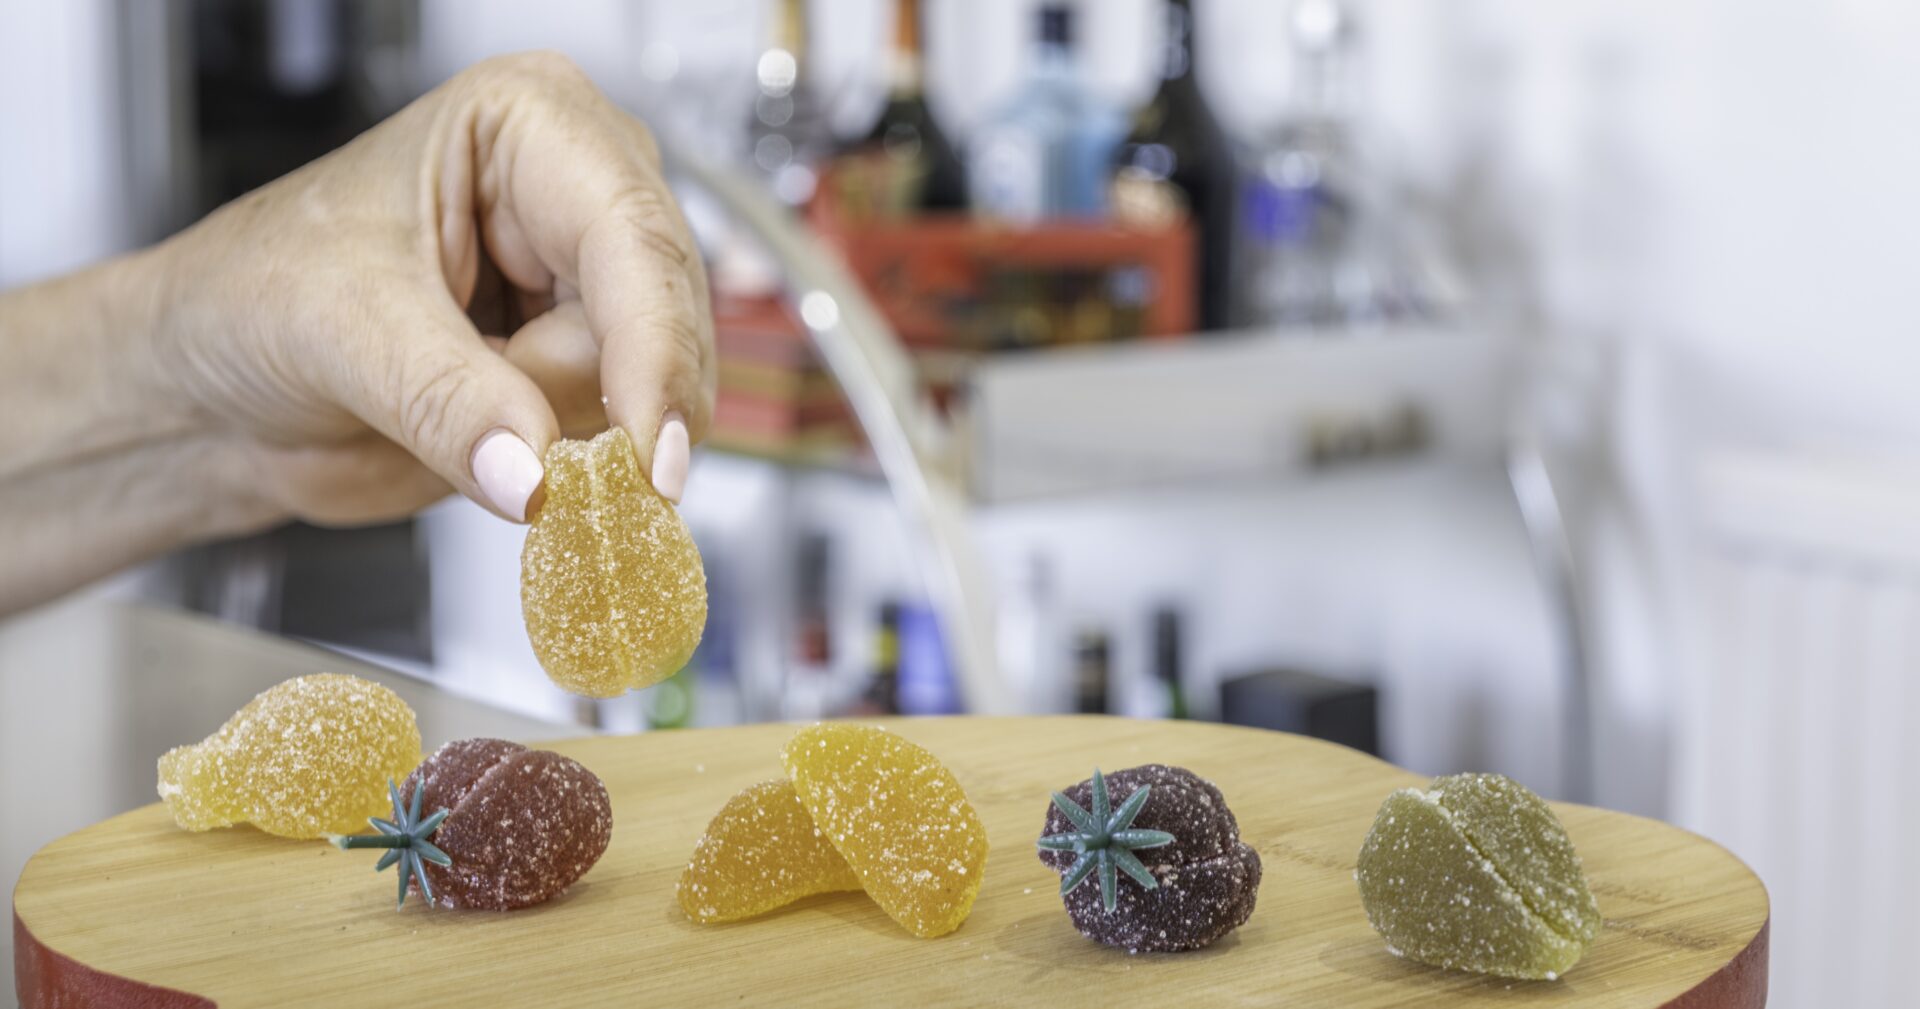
[679,779,862,923]
[520,428,707,698]
[782,724,988,938]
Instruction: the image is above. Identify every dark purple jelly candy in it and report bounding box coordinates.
[1038,764,1261,952]
[399,738,613,910]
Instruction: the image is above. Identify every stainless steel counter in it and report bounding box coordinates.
[1,597,568,1004]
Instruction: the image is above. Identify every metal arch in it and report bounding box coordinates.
[666,152,1009,714]
[1507,437,1594,804]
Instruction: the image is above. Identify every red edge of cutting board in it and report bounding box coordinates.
[15,908,214,1009]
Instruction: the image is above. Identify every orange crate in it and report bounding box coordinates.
[807,188,1196,350]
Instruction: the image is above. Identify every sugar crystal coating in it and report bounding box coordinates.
[1038,765,1261,952]
[157,673,420,839]
[1435,773,1602,945]
[521,428,707,698]
[399,738,613,910]
[678,779,863,924]
[1356,772,1600,980]
[782,724,988,938]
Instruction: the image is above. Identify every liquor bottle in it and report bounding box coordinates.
[897,603,961,714]
[1151,606,1189,720]
[851,0,968,213]
[644,666,696,729]
[748,0,833,206]
[1073,628,1112,715]
[782,530,834,720]
[865,600,902,715]
[1233,0,1353,327]
[1233,0,1426,328]
[968,3,1125,222]
[793,531,832,670]
[1110,0,1234,331]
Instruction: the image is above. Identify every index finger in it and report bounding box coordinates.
[465,53,716,485]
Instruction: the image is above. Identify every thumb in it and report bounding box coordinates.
[332,297,560,522]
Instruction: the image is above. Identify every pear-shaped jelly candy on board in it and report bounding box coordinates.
[157,673,421,839]
[782,724,988,938]
[679,779,863,924]
[1356,772,1602,980]
[520,428,707,698]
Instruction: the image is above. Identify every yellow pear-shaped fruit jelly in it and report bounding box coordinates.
[782,724,988,938]
[679,779,863,923]
[156,673,421,839]
[521,428,707,698]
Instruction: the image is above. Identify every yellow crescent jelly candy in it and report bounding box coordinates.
[782,724,988,938]
[156,673,421,839]
[679,779,863,924]
[521,428,707,697]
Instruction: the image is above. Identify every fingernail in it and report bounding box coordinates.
[471,429,543,522]
[651,412,690,503]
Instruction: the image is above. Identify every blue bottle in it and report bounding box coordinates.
[969,4,1126,222]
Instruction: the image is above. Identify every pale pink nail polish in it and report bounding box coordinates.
[471,429,543,522]
[652,412,690,503]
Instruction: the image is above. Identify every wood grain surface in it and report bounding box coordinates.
[14,717,1768,1008]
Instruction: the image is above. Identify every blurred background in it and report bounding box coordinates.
[3,1,1918,1004]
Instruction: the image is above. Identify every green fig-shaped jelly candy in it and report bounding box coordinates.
[1356,773,1601,980]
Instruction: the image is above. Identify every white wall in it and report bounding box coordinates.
[1360,8,1919,1001]
[0,0,132,286]
[1356,0,1920,824]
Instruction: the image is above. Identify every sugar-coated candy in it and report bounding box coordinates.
[1037,765,1261,952]
[1356,772,1601,980]
[678,779,862,924]
[157,673,420,839]
[398,738,613,910]
[521,428,707,698]
[782,724,988,938]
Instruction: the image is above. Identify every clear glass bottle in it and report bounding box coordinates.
[968,3,1125,222]
[1234,0,1425,328]
[997,553,1061,711]
[748,0,833,206]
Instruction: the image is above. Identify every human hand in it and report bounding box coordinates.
[151,51,714,525]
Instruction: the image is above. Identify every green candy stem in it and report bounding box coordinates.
[1036,768,1177,913]
[330,834,414,850]
[327,778,454,910]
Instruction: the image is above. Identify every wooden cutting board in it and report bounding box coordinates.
[13,717,1766,1008]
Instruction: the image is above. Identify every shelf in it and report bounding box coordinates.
[701,434,880,480]
[962,326,1513,504]
[693,326,1513,508]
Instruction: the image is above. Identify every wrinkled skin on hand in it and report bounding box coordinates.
[152,51,716,527]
